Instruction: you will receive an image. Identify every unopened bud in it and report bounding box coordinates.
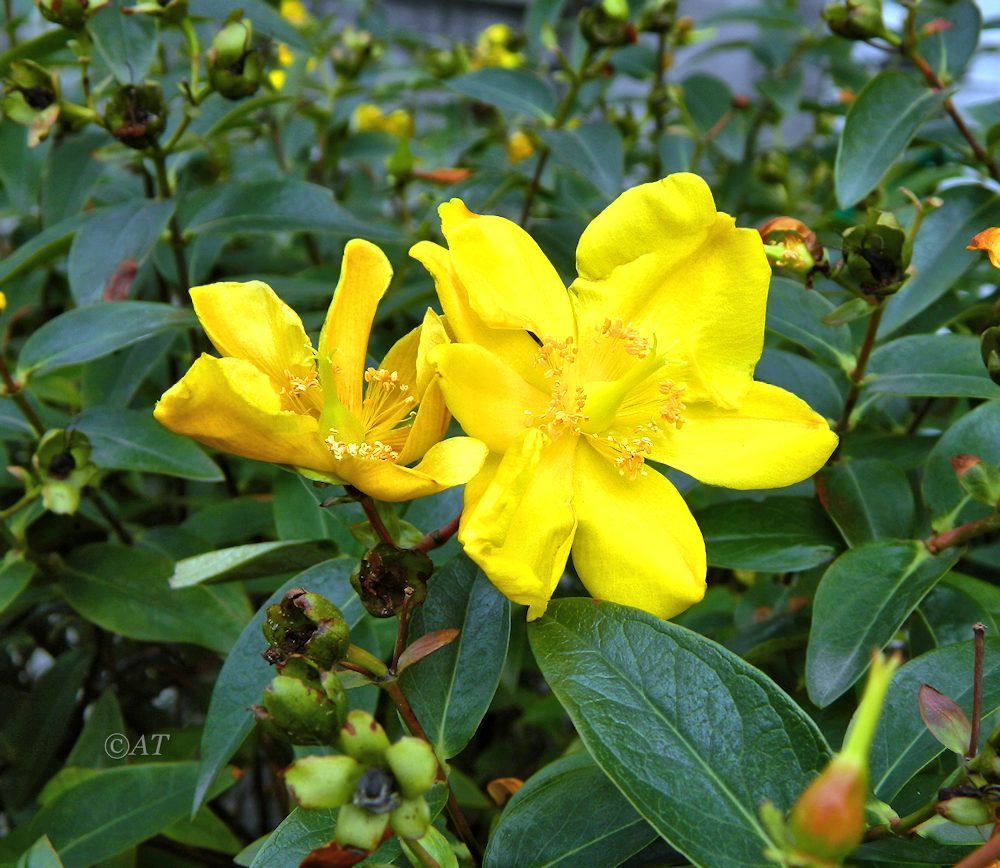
[384,737,438,800]
[638,0,677,32]
[286,754,364,809]
[2,60,59,127]
[339,710,391,765]
[950,453,1000,508]
[262,587,350,667]
[981,326,1000,387]
[351,543,431,618]
[937,790,993,826]
[35,0,99,30]
[788,758,866,863]
[579,6,637,47]
[334,803,390,851]
[918,684,973,755]
[823,0,887,40]
[842,211,910,296]
[390,796,432,840]
[255,656,347,745]
[759,216,823,275]
[507,130,534,164]
[32,429,97,515]
[208,19,262,100]
[103,83,167,150]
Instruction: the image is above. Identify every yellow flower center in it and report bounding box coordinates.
[525,323,686,479]
[324,367,416,463]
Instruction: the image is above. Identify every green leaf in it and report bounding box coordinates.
[163,807,242,855]
[682,73,748,161]
[484,752,657,868]
[88,0,158,83]
[185,179,398,241]
[765,278,854,369]
[0,212,87,288]
[866,335,999,399]
[398,555,511,758]
[247,808,338,867]
[75,407,222,482]
[14,762,234,868]
[868,638,1000,800]
[698,497,840,571]
[15,837,63,868]
[80,333,178,408]
[834,72,946,207]
[539,122,624,198]
[0,554,35,615]
[272,472,359,554]
[529,599,830,867]
[60,544,249,654]
[15,301,196,380]
[923,400,1000,521]
[169,540,339,588]
[188,0,309,50]
[42,130,106,227]
[66,689,126,768]
[819,458,915,546]
[193,559,363,813]
[916,0,982,78]
[806,541,959,707]
[67,200,175,306]
[880,184,1000,336]
[448,69,556,121]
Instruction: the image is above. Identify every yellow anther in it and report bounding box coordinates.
[596,318,650,358]
[659,380,686,429]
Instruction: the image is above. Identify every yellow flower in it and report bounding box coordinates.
[967,227,1000,269]
[279,0,308,27]
[352,103,414,139]
[411,174,838,620]
[472,23,524,70]
[154,240,487,501]
[0,292,6,314]
[506,130,534,164]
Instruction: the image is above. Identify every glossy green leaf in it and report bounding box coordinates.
[193,559,363,813]
[66,689,126,768]
[189,0,308,50]
[484,752,657,868]
[923,400,1000,520]
[867,335,999,399]
[698,497,840,571]
[41,130,106,227]
[868,638,1000,800]
[247,808,338,867]
[169,540,339,588]
[834,72,946,207]
[75,407,222,482]
[88,0,158,83]
[0,554,35,615]
[163,807,242,855]
[15,302,196,380]
[448,68,556,121]
[272,472,359,554]
[881,185,1000,336]
[540,122,624,198]
[765,278,854,369]
[80,333,178,408]
[806,541,959,708]
[682,73,747,161]
[15,837,63,868]
[0,212,87,288]
[916,0,981,78]
[60,544,249,654]
[67,200,174,306]
[399,554,511,758]
[529,599,830,867]
[12,762,234,868]
[819,458,915,546]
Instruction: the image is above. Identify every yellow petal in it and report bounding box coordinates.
[154,354,335,472]
[651,381,838,489]
[571,173,770,408]
[318,239,394,414]
[335,436,487,502]
[190,281,314,388]
[415,308,449,394]
[967,227,1000,269]
[459,430,577,618]
[571,442,706,620]
[396,377,449,465]
[438,199,576,340]
[431,343,548,453]
[375,323,420,395]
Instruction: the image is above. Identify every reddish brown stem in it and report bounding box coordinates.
[836,304,883,439]
[0,355,45,436]
[969,623,986,758]
[349,487,395,545]
[391,588,414,673]
[925,512,1000,554]
[412,514,461,554]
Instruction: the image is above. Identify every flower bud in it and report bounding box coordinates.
[967,227,1000,269]
[507,130,535,164]
[759,216,824,275]
[384,737,438,800]
[2,60,59,128]
[331,28,380,78]
[286,754,364,809]
[103,83,167,150]
[638,0,677,32]
[918,683,973,755]
[334,803,390,851]
[208,18,262,100]
[350,543,431,618]
[842,211,910,296]
[390,796,431,840]
[579,6,637,48]
[981,326,1000,387]
[262,586,350,668]
[255,656,347,745]
[35,0,98,30]
[970,726,1000,780]
[950,454,1000,508]
[822,0,887,41]
[473,23,525,70]
[339,710,391,765]
[32,429,97,515]
[936,791,993,826]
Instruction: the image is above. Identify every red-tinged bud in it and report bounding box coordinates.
[936,790,993,826]
[950,453,1000,507]
[411,167,473,184]
[918,684,972,756]
[788,757,867,863]
[759,216,824,275]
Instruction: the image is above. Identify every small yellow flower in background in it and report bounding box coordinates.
[506,130,534,164]
[154,241,487,501]
[0,292,6,314]
[967,227,1000,268]
[268,0,313,91]
[411,173,838,620]
[279,0,308,27]
[352,103,414,139]
[472,23,524,70]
